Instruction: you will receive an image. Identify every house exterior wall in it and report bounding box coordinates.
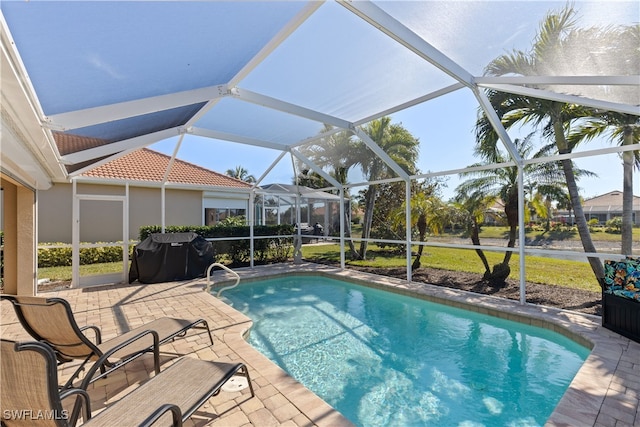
[38,183,205,243]
[165,188,203,229]
[1,176,36,295]
[37,183,73,243]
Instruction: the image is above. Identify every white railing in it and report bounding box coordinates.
[205,263,240,297]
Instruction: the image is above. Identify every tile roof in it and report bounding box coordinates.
[80,148,252,188]
[53,131,111,156]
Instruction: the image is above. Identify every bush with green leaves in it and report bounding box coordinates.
[139,222,294,266]
[37,243,135,268]
[605,217,622,234]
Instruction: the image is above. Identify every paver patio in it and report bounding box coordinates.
[1,263,638,426]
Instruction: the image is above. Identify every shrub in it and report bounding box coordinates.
[37,243,135,268]
[138,224,294,266]
[605,217,622,234]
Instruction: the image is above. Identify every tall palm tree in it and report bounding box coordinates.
[457,134,586,283]
[476,4,617,283]
[569,112,640,255]
[225,165,256,183]
[355,117,419,260]
[297,125,361,257]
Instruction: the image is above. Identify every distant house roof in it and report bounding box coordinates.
[80,148,252,189]
[583,191,640,211]
[259,183,341,200]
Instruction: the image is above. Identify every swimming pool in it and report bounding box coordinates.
[222,275,589,427]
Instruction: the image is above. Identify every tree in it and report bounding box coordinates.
[569,111,640,255]
[297,125,361,258]
[226,165,256,183]
[451,192,495,278]
[476,4,617,283]
[354,117,419,260]
[401,191,450,270]
[457,133,586,283]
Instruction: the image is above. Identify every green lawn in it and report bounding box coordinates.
[38,263,128,282]
[301,243,601,293]
[473,225,631,243]
[39,225,620,293]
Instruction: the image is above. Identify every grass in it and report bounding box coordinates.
[39,224,622,293]
[39,263,128,282]
[301,244,601,293]
[472,225,631,243]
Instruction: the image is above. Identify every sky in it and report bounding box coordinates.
[145,0,637,203]
[150,86,632,202]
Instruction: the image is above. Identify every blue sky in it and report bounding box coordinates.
[151,86,630,202]
[148,0,636,202]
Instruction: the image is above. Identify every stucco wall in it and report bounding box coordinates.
[38,183,204,243]
[37,183,73,243]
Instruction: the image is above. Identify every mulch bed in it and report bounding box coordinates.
[339,265,602,316]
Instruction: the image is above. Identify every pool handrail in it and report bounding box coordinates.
[205,263,240,297]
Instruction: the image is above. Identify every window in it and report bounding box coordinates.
[204,208,246,226]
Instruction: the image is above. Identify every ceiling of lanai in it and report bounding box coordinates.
[1,1,638,190]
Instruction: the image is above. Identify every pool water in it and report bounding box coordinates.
[222,275,589,427]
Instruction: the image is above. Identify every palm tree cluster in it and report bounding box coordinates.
[293,4,637,287]
[297,118,420,260]
[471,4,638,285]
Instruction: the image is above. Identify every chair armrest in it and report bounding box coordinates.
[60,387,91,427]
[140,404,183,427]
[80,329,161,390]
[79,325,102,344]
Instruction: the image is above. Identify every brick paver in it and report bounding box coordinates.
[2,263,638,426]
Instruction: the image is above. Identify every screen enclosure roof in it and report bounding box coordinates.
[1,0,638,189]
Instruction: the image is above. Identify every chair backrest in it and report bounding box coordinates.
[1,339,69,427]
[2,296,99,360]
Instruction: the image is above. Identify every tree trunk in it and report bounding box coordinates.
[412,214,427,270]
[358,185,378,260]
[502,190,519,266]
[621,126,634,255]
[343,202,360,259]
[469,220,492,277]
[552,118,605,284]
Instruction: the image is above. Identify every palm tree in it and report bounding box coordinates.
[476,4,616,283]
[297,125,361,258]
[569,112,640,255]
[355,117,419,260]
[226,165,256,183]
[451,192,495,278]
[405,192,450,270]
[457,133,586,283]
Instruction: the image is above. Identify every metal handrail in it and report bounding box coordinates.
[205,263,240,297]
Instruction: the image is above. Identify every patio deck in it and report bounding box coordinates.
[2,263,639,426]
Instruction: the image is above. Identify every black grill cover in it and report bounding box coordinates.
[129,232,214,284]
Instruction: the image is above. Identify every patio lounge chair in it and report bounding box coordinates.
[1,295,214,390]
[1,338,254,427]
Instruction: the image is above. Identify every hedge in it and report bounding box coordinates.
[139,224,295,266]
[37,244,135,268]
[37,224,296,268]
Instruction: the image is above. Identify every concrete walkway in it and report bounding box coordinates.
[2,263,638,426]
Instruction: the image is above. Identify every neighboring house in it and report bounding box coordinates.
[37,148,253,244]
[556,191,640,225]
[484,199,506,226]
[257,183,343,234]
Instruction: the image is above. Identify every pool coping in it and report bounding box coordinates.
[208,262,639,427]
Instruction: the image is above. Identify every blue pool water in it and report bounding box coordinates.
[222,275,589,427]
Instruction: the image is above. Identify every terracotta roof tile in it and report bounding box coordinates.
[53,132,111,156]
[81,148,252,188]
